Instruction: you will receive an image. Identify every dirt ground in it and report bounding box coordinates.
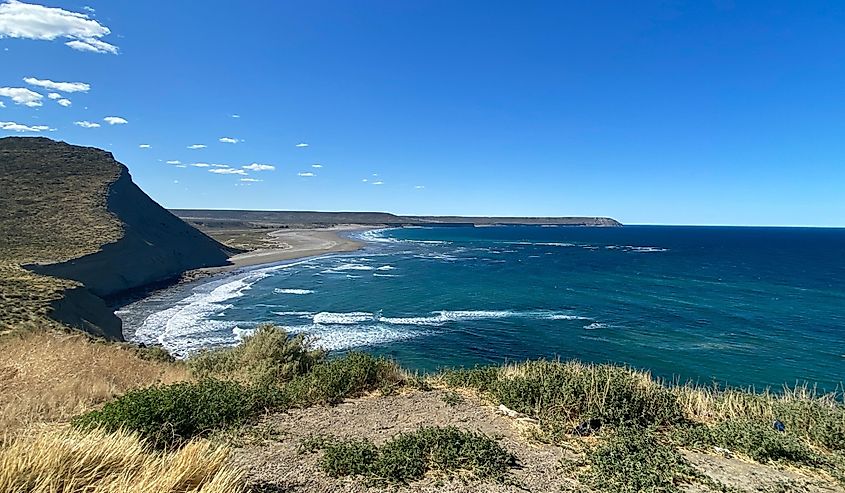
[228,389,844,493]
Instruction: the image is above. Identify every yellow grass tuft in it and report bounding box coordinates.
[0,331,188,435]
[0,427,245,493]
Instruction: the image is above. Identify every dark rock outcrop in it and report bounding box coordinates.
[47,286,123,339]
[30,165,235,298]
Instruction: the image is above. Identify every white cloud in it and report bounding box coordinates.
[295,142,309,147]
[166,160,181,165]
[312,164,323,168]
[190,162,228,168]
[219,137,239,144]
[231,114,240,118]
[57,98,71,107]
[23,77,89,92]
[187,144,206,149]
[0,101,5,107]
[139,144,151,149]
[242,163,275,171]
[83,6,95,13]
[414,185,425,189]
[209,168,246,175]
[0,0,118,54]
[361,178,368,182]
[372,181,384,185]
[297,172,315,177]
[240,178,262,182]
[103,116,127,125]
[47,92,61,99]
[0,86,43,106]
[0,120,52,132]
[74,120,100,128]
[65,38,115,53]
[173,180,179,184]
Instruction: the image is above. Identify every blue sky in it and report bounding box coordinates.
[1,1,843,226]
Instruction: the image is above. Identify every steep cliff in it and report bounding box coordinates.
[0,137,234,340]
[28,164,236,297]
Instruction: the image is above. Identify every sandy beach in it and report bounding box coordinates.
[227,225,373,267]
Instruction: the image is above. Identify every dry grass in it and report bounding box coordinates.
[0,264,74,334]
[0,138,123,266]
[677,383,844,424]
[0,138,126,334]
[0,331,188,435]
[0,427,245,493]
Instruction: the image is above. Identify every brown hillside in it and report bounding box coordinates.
[0,137,233,339]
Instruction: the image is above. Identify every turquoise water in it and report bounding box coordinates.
[123,226,845,391]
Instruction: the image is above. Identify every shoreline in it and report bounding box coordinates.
[180,224,379,282]
[111,225,382,313]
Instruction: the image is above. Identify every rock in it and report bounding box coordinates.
[497,404,522,418]
[572,419,602,436]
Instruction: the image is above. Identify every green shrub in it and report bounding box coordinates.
[582,428,698,493]
[441,390,463,407]
[677,420,820,466]
[441,360,684,439]
[320,438,380,477]
[771,399,845,452]
[188,324,325,385]
[74,379,263,448]
[132,344,176,363]
[304,426,514,483]
[282,352,404,407]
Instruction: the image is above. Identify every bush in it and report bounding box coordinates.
[319,438,380,477]
[188,324,325,385]
[304,426,514,483]
[677,419,821,466]
[441,360,684,439]
[74,379,263,448]
[282,352,404,407]
[582,428,697,493]
[133,344,176,363]
[771,399,845,452]
[676,384,845,453]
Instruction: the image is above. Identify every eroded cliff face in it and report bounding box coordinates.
[0,137,233,341]
[30,165,234,298]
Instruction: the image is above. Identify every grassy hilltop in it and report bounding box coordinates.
[0,137,233,338]
[0,138,843,492]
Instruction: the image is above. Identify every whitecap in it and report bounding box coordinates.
[131,260,307,357]
[233,326,255,341]
[584,322,608,330]
[281,323,426,351]
[313,311,375,325]
[271,311,314,318]
[274,288,315,295]
[628,246,668,253]
[332,263,375,271]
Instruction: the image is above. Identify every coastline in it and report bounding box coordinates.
[180,224,377,282]
[115,225,383,343]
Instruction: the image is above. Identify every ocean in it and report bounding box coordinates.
[119,226,845,391]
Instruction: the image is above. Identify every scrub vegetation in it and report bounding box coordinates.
[299,426,514,484]
[3,325,844,492]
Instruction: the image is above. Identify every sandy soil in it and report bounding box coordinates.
[229,388,579,492]
[228,389,844,493]
[227,225,371,268]
[178,225,375,283]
